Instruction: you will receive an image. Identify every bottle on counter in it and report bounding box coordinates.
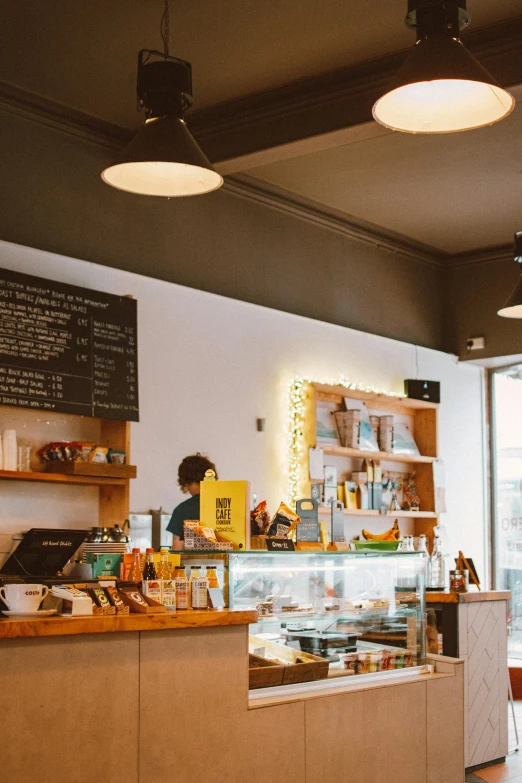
[174,566,189,610]
[158,548,176,609]
[428,535,445,590]
[128,548,143,583]
[402,536,415,553]
[206,565,220,608]
[417,534,428,554]
[206,565,220,590]
[141,548,162,603]
[156,547,170,578]
[190,567,209,610]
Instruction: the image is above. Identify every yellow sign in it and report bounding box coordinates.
[200,480,250,550]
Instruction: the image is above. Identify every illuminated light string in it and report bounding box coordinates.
[286,376,406,507]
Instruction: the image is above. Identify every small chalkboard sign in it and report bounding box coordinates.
[455,551,480,589]
[266,539,295,552]
[295,499,320,542]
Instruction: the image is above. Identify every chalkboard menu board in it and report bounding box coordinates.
[0,267,139,421]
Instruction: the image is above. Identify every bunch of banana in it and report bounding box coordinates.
[362,520,400,541]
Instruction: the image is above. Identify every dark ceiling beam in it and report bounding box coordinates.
[190,16,522,168]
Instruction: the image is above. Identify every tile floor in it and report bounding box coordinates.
[466,702,522,783]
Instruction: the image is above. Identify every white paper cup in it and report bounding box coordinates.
[0,583,49,612]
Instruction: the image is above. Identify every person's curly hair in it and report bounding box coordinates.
[177,453,218,492]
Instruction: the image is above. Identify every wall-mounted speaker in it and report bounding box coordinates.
[404,379,440,403]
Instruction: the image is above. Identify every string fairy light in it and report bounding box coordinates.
[286,376,406,507]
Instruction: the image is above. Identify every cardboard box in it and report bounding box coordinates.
[85,552,122,577]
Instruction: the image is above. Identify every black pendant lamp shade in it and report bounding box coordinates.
[373,1,515,134]
[102,51,223,197]
[498,233,522,319]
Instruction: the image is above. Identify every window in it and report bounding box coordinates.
[491,366,522,658]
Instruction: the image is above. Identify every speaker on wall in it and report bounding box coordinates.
[404,379,440,403]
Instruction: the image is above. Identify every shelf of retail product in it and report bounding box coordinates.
[318,507,437,518]
[254,608,396,624]
[313,383,438,412]
[321,445,435,464]
[0,469,128,487]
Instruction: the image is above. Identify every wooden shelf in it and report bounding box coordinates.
[314,383,439,411]
[0,469,127,487]
[302,381,439,543]
[318,507,437,519]
[45,462,137,479]
[322,445,436,464]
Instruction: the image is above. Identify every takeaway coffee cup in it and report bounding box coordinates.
[0,583,49,612]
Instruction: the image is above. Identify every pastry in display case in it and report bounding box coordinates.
[228,550,426,687]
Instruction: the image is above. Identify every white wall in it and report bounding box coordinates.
[0,240,488,580]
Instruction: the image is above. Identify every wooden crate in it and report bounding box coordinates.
[249,635,329,684]
[248,654,285,689]
[46,461,137,479]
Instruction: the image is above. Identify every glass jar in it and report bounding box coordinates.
[17,439,32,472]
[449,569,469,593]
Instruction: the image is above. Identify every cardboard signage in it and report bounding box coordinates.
[295,499,320,542]
[330,500,346,543]
[199,479,250,550]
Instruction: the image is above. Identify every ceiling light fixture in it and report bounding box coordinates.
[498,233,522,319]
[101,1,222,197]
[372,0,515,134]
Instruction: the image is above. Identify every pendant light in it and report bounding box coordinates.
[373,1,515,134]
[498,233,522,319]
[102,1,222,197]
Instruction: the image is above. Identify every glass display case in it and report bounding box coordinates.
[228,550,427,684]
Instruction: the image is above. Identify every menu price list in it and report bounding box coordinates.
[0,267,139,421]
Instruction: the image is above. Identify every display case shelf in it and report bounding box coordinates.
[255,606,403,622]
[229,550,427,690]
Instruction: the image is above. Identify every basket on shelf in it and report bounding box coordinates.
[250,535,292,550]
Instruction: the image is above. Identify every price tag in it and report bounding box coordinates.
[266,539,295,552]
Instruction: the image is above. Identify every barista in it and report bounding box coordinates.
[167,453,218,551]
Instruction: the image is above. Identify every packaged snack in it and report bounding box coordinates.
[356,652,369,674]
[251,501,271,534]
[88,587,111,609]
[89,446,109,463]
[367,651,383,672]
[267,502,300,538]
[105,585,125,609]
[195,525,218,542]
[107,449,126,464]
[77,442,96,460]
[119,586,149,608]
[343,653,360,674]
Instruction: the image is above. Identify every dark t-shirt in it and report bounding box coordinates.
[166,494,200,540]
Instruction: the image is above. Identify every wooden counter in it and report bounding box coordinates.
[426,590,510,604]
[0,608,465,783]
[0,608,257,639]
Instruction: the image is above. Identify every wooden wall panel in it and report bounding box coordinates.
[0,633,139,783]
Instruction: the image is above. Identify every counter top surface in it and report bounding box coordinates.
[0,608,258,639]
[426,590,510,604]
